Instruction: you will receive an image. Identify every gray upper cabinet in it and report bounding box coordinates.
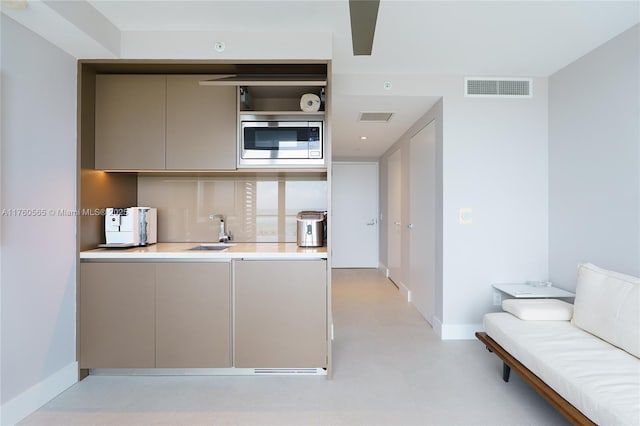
[95,74,167,170]
[166,75,237,170]
[95,74,237,171]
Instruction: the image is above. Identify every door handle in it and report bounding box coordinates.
[366,219,377,226]
[393,221,401,225]
[407,223,414,229]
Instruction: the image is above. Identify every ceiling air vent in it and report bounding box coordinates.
[465,78,532,98]
[359,112,394,122]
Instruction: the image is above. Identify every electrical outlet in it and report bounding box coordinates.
[493,291,502,306]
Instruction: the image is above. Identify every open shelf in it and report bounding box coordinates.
[239,85,325,114]
[239,110,325,116]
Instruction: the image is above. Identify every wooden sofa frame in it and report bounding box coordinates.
[475,332,596,426]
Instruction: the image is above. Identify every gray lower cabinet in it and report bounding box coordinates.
[80,261,231,369]
[234,259,327,368]
[81,259,327,370]
[80,262,156,368]
[156,262,231,367]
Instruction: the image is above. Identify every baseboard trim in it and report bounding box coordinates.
[433,316,443,338]
[439,323,483,340]
[397,280,411,302]
[90,367,327,376]
[1,361,78,426]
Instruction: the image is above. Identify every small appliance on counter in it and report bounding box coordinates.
[100,207,157,248]
[296,211,326,247]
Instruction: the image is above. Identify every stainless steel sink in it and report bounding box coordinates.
[188,244,233,251]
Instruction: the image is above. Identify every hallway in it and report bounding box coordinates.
[20,269,567,425]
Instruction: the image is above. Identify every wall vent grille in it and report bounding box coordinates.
[359,112,394,122]
[465,78,532,98]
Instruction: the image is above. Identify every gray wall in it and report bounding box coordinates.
[377,73,549,338]
[1,14,77,409]
[549,24,640,288]
[380,99,444,322]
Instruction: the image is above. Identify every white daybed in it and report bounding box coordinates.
[477,263,640,425]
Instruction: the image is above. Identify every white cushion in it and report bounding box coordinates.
[502,298,573,321]
[571,263,640,358]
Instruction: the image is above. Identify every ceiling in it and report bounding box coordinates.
[3,1,638,159]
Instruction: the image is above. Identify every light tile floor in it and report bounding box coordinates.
[20,268,568,425]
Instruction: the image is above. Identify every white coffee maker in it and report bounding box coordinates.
[102,207,157,247]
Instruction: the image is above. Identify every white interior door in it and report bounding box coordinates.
[332,162,379,268]
[409,121,436,324]
[387,150,402,284]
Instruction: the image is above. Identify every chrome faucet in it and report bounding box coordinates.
[209,214,231,243]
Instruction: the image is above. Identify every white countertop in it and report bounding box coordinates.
[80,242,327,260]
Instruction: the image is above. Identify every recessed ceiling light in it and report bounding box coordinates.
[360,136,368,140]
[2,0,28,9]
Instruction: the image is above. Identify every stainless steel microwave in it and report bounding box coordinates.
[239,115,324,167]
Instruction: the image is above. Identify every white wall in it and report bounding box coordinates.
[442,78,549,338]
[549,24,640,288]
[369,73,549,339]
[120,31,331,60]
[379,99,444,324]
[1,16,78,425]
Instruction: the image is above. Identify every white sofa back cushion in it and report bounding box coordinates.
[572,263,640,358]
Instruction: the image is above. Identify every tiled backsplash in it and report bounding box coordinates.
[138,175,327,243]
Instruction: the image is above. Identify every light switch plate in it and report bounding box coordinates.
[459,208,473,224]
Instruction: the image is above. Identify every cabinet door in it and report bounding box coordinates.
[156,262,231,367]
[80,262,156,368]
[166,75,237,170]
[95,74,166,170]
[234,260,327,368]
